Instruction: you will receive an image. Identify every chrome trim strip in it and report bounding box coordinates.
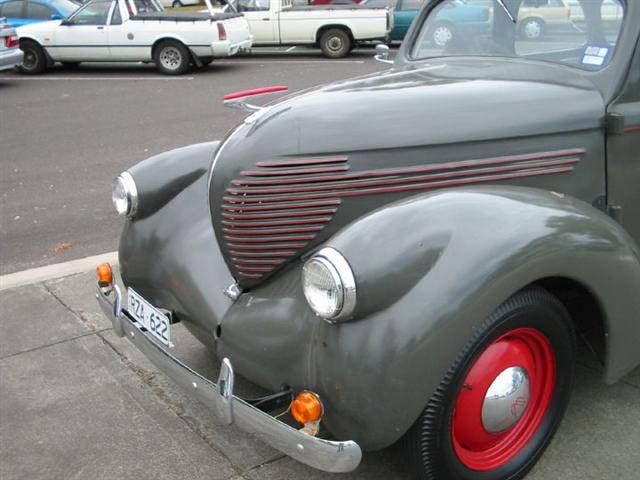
[96,286,362,473]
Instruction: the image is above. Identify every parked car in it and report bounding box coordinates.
[16,0,252,74]
[226,0,392,58]
[518,0,572,40]
[0,0,78,27]
[96,1,639,479]
[566,0,624,24]
[0,16,23,68]
[158,0,199,8]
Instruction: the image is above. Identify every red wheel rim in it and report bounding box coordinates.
[451,327,556,471]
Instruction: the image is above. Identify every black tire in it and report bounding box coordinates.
[172,0,183,7]
[62,62,81,69]
[153,40,191,75]
[430,21,455,47]
[319,28,351,59]
[18,40,47,75]
[520,18,545,40]
[405,287,576,480]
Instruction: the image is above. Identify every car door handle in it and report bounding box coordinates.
[97,26,104,30]
[261,18,270,21]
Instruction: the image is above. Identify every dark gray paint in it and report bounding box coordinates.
[118,1,640,452]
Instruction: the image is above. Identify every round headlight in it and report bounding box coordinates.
[302,247,356,321]
[112,172,138,217]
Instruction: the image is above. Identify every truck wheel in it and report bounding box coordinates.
[319,29,351,59]
[18,40,47,75]
[153,40,190,75]
[405,287,575,480]
[520,18,545,40]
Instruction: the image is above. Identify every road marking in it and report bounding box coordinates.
[0,251,118,291]
[0,76,195,81]
[217,59,366,64]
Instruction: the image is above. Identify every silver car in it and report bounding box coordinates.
[0,17,23,71]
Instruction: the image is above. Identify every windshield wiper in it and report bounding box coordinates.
[495,0,516,23]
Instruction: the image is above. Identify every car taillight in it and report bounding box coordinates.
[4,35,19,48]
[217,23,227,41]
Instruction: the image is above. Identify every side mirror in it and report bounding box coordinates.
[374,44,394,65]
[50,13,62,20]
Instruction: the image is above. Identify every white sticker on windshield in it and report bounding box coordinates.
[583,46,609,66]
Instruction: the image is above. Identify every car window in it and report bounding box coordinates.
[411,0,625,72]
[0,0,25,16]
[50,0,80,15]
[401,0,423,10]
[26,1,56,18]
[67,0,110,24]
[236,0,269,11]
[110,0,120,23]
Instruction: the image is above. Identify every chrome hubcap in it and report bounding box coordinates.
[524,21,542,39]
[481,366,531,433]
[433,26,452,47]
[327,37,343,52]
[159,47,182,70]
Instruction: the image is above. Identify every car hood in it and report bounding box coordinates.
[209,57,604,287]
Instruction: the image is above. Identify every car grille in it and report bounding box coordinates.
[221,148,584,281]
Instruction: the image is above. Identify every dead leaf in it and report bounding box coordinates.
[53,242,73,254]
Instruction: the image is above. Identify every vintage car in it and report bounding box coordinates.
[96,1,639,479]
[16,0,252,74]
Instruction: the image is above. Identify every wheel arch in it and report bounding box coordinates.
[314,186,640,450]
[151,35,190,57]
[315,24,354,45]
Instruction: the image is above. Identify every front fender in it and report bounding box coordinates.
[312,186,640,449]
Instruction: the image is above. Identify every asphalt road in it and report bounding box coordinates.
[0,49,385,275]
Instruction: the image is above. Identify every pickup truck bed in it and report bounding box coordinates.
[130,11,244,22]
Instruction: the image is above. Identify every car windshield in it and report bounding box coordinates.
[411,0,626,71]
[52,0,83,15]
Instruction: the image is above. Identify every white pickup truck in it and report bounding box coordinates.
[17,0,252,75]
[226,0,393,58]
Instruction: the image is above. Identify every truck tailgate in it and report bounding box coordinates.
[219,15,251,45]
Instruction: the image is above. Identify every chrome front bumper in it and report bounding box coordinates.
[96,285,362,473]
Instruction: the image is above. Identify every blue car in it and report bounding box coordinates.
[0,0,79,27]
[363,0,490,44]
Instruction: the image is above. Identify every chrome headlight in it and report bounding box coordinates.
[302,247,356,322]
[112,172,138,217]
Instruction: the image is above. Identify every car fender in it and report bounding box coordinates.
[312,186,640,449]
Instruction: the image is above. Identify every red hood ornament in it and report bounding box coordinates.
[223,86,289,114]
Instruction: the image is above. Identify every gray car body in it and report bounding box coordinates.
[118,0,640,451]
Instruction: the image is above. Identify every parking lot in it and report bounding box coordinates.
[1,49,640,480]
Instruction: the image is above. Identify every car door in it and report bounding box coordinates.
[52,0,111,60]
[607,38,640,245]
[105,0,147,60]
[0,0,27,27]
[237,0,277,44]
[393,0,421,41]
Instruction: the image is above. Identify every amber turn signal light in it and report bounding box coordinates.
[291,391,323,425]
[97,263,113,287]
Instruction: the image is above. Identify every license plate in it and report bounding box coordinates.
[127,288,172,347]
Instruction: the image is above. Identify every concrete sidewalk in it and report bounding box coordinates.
[1,271,639,480]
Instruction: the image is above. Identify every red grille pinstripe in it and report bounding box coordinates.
[220,149,583,280]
